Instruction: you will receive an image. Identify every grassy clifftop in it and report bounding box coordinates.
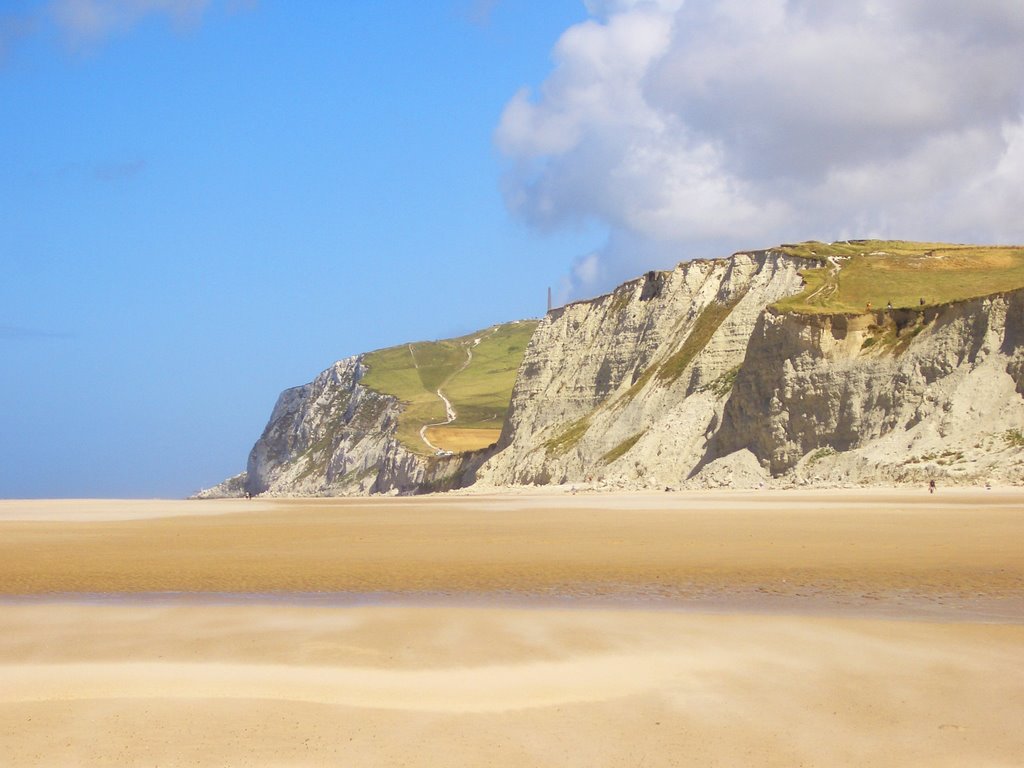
[772,240,1024,314]
[360,320,539,454]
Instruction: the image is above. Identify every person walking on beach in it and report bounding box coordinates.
[929,479,936,494]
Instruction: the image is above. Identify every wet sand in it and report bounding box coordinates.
[2,489,1023,606]
[0,489,1022,766]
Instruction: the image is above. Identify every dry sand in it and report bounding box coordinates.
[0,489,1022,766]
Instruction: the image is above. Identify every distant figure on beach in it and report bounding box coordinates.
[886,301,893,311]
[919,297,925,306]
[929,479,936,494]
[866,301,872,311]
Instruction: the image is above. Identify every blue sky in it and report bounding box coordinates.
[4,1,1023,498]
[2,1,600,497]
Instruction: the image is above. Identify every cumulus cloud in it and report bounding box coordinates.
[497,0,1024,296]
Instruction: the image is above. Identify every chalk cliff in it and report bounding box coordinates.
[200,246,1024,496]
[475,250,805,487]
[198,356,486,497]
[475,250,1024,489]
[707,291,1024,486]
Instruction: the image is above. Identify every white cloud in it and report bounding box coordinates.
[498,0,1024,296]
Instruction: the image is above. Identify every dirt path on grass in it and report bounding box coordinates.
[804,255,843,305]
[419,389,458,453]
[418,330,494,454]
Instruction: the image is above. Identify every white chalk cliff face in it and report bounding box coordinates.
[475,250,806,488]
[709,292,1024,486]
[201,249,1024,497]
[244,358,393,495]
[226,357,482,497]
[477,250,1024,489]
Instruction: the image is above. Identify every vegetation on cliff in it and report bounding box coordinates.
[773,240,1024,314]
[361,320,538,454]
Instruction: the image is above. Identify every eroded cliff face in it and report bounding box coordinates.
[475,250,809,487]
[708,291,1024,485]
[475,252,1024,489]
[221,357,484,497]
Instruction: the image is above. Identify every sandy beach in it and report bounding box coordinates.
[1,489,1022,766]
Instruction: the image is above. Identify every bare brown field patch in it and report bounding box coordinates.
[423,426,501,452]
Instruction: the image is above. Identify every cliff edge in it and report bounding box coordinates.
[199,242,1024,496]
[474,243,1024,489]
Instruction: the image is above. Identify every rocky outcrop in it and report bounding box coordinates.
[193,472,247,499]
[207,356,488,497]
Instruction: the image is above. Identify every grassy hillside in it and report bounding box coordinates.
[361,320,539,454]
[772,240,1024,314]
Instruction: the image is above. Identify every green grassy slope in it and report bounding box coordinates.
[360,320,539,454]
[442,322,537,430]
[773,240,1024,314]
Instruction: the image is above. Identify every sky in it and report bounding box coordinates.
[3,0,1023,498]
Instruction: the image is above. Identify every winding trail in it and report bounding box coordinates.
[419,389,458,453]
[418,329,497,454]
[804,255,843,306]
[405,344,444,453]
